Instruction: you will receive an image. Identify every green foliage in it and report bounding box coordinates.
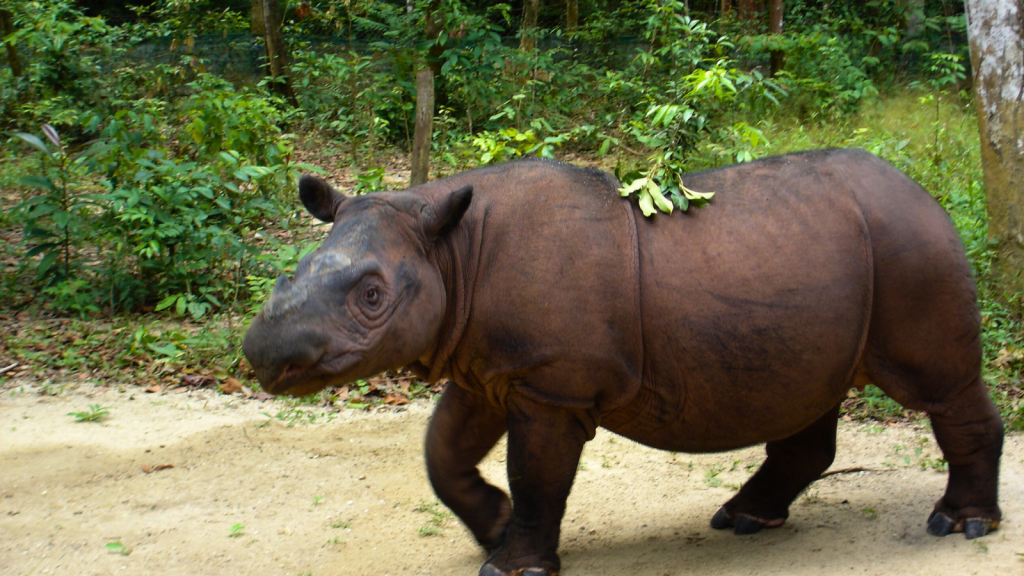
[1,0,124,131]
[415,499,452,537]
[0,0,1019,426]
[68,403,109,422]
[104,540,131,556]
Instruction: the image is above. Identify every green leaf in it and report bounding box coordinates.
[51,209,71,229]
[646,180,673,214]
[638,188,656,217]
[618,177,648,197]
[681,185,715,201]
[25,243,58,258]
[671,193,689,211]
[147,342,182,358]
[18,175,56,191]
[38,250,59,273]
[175,296,187,316]
[15,133,51,156]
[155,294,180,311]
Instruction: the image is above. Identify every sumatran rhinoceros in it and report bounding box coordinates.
[242,150,1003,576]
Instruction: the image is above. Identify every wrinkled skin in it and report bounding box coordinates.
[243,151,1003,576]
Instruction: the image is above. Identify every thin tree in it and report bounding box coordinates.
[567,0,578,32]
[410,1,444,186]
[0,8,22,78]
[769,0,784,76]
[251,0,265,36]
[262,0,298,107]
[521,0,540,52]
[964,0,1024,302]
[737,0,759,21]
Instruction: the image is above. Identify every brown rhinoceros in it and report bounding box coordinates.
[242,151,1003,576]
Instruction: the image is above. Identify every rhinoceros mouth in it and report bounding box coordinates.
[265,352,363,397]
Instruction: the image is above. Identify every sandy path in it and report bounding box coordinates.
[1,386,1022,576]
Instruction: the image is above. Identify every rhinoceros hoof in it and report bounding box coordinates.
[926,511,998,539]
[478,563,556,576]
[710,507,785,535]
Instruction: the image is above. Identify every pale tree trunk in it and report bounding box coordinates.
[899,0,925,38]
[769,0,784,76]
[521,0,540,52]
[410,3,444,186]
[0,9,21,78]
[411,69,435,186]
[965,0,1024,302]
[251,0,265,36]
[566,0,578,32]
[263,0,298,107]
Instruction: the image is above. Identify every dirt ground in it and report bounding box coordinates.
[2,383,1022,576]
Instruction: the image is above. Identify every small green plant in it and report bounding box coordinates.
[919,457,948,472]
[229,523,245,538]
[312,495,324,506]
[862,508,877,520]
[330,520,352,529]
[415,499,452,537]
[105,540,130,556]
[703,463,724,488]
[68,404,109,422]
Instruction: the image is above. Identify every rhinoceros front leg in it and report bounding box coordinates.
[480,394,591,576]
[711,403,840,535]
[426,383,511,549]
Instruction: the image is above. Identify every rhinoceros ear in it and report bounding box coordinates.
[422,184,473,238]
[299,175,346,223]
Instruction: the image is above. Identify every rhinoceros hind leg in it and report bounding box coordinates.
[920,377,1003,540]
[710,403,840,535]
[426,383,511,549]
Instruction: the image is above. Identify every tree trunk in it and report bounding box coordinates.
[0,9,22,78]
[251,0,265,36]
[410,68,435,186]
[737,0,759,22]
[898,0,925,38]
[965,0,1024,303]
[262,0,298,107]
[721,0,732,17]
[410,3,444,186]
[567,0,578,32]
[521,0,540,52]
[769,0,784,76]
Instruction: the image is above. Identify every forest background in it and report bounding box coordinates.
[0,0,1021,430]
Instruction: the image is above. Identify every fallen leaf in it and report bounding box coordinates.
[384,394,409,406]
[220,378,243,394]
[145,385,161,394]
[255,392,274,401]
[141,464,173,474]
[181,373,216,388]
[241,386,253,398]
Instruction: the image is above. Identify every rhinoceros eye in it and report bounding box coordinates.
[363,287,381,306]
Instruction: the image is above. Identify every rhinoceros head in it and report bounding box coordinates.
[242,175,472,397]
